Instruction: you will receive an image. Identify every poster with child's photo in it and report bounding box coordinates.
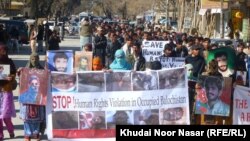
[47,50,74,73]
[0,64,10,80]
[75,51,93,71]
[19,68,49,105]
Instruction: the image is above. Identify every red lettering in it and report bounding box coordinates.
[53,96,57,109]
[241,112,245,121]
[235,99,248,109]
[52,96,72,109]
[240,112,250,122]
[67,96,71,106]
[61,96,65,108]
[56,96,61,108]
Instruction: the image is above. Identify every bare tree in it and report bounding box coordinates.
[28,0,54,19]
[90,0,154,19]
[117,1,127,19]
[0,0,11,15]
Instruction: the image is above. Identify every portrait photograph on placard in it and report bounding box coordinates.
[51,72,76,93]
[79,111,106,129]
[0,64,10,80]
[106,110,133,129]
[207,47,236,77]
[195,76,232,116]
[77,72,105,92]
[74,51,93,71]
[132,71,158,91]
[133,109,159,125]
[52,111,78,129]
[19,68,49,105]
[159,107,186,125]
[158,68,185,89]
[47,50,74,73]
[106,71,132,91]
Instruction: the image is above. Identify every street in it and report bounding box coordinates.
[3,38,80,141]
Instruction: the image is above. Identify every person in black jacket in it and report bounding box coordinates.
[36,23,44,52]
[48,31,60,50]
[236,42,247,71]
[185,45,206,78]
[106,33,122,68]
[131,43,146,71]
[161,43,176,57]
[93,27,107,66]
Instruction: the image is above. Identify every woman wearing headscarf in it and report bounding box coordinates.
[18,53,45,141]
[0,43,16,140]
[109,49,131,70]
[25,53,44,69]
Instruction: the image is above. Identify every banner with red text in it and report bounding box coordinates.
[46,68,190,140]
[233,85,250,125]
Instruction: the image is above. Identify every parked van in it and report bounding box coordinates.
[0,19,29,44]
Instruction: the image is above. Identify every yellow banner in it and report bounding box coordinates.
[201,0,228,9]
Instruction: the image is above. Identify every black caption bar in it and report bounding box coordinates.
[116,125,250,140]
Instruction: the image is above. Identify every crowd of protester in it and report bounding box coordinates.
[0,16,249,140]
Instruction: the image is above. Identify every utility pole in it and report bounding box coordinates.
[220,0,224,38]
[166,0,169,27]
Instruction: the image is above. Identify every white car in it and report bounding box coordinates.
[43,20,55,31]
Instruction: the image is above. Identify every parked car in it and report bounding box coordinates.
[43,20,55,31]
[170,21,178,31]
[210,38,236,48]
[0,19,29,44]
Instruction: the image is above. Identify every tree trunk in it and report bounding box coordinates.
[178,0,185,32]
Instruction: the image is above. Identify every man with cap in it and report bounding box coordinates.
[185,45,206,78]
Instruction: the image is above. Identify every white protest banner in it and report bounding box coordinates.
[160,57,185,68]
[233,85,250,125]
[142,40,168,62]
[46,68,190,140]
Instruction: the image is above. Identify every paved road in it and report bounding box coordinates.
[3,38,80,141]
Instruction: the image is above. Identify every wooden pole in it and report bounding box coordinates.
[220,0,224,38]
